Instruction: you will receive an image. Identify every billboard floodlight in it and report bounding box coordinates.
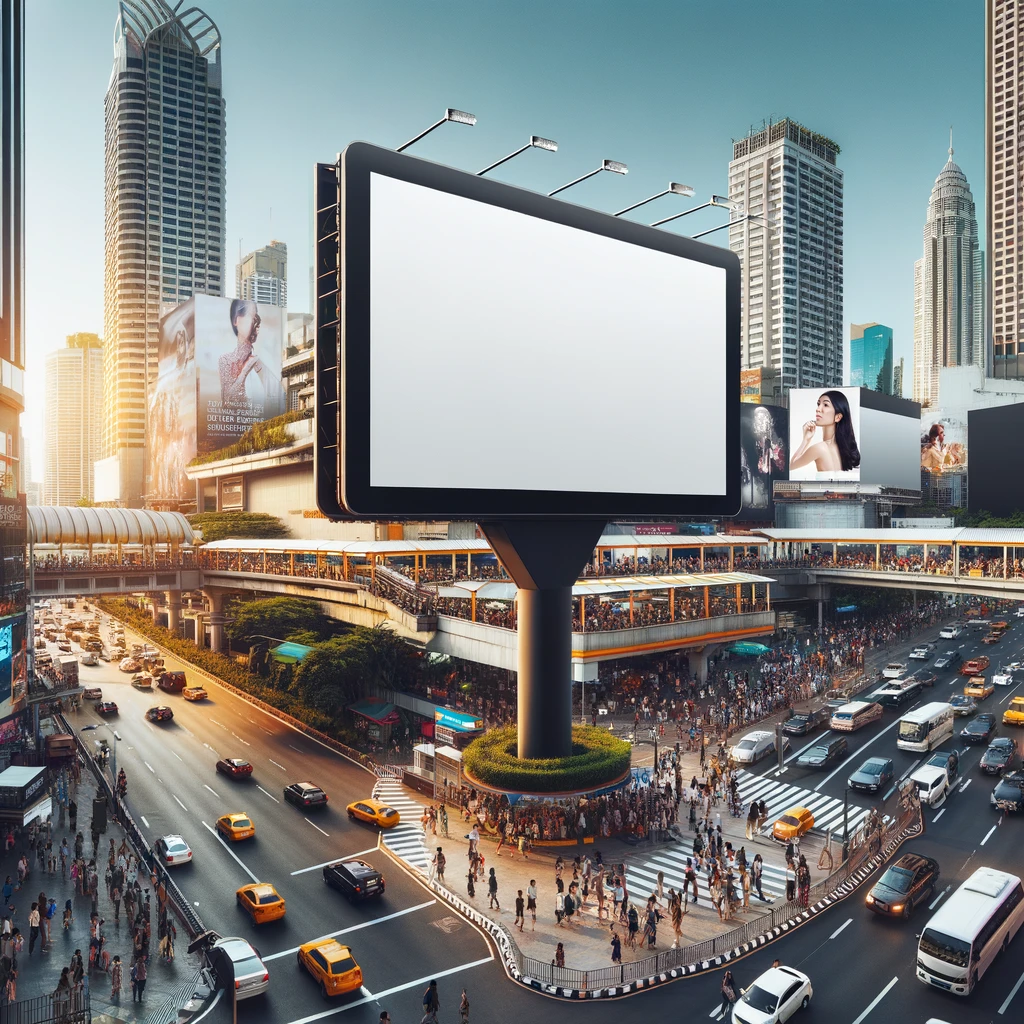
[397,107,478,153]
[478,135,559,176]
[548,159,629,197]
[615,180,696,217]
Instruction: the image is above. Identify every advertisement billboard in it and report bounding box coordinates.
[737,404,788,520]
[969,405,1024,515]
[920,412,968,474]
[857,392,921,490]
[788,388,861,482]
[149,295,286,500]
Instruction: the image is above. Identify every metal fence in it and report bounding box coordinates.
[0,991,89,1024]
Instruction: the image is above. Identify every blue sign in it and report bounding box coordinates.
[434,707,483,732]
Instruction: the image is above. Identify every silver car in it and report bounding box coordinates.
[208,937,269,1001]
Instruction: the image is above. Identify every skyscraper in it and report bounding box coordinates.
[44,334,104,506]
[893,357,905,399]
[237,240,287,307]
[849,322,894,394]
[912,139,984,408]
[728,118,844,393]
[101,1,225,507]
[989,0,1022,378]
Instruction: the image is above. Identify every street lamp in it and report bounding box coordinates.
[397,107,477,153]
[614,181,694,217]
[548,159,627,197]
[478,135,558,176]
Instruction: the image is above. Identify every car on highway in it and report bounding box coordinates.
[731,729,788,765]
[182,686,208,701]
[795,736,848,769]
[96,701,118,716]
[216,758,254,779]
[961,656,991,676]
[949,694,977,717]
[155,834,192,866]
[926,749,960,784]
[346,799,400,829]
[961,713,998,744]
[964,676,995,701]
[323,859,386,902]
[909,643,936,660]
[297,938,362,999]
[144,705,174,723]
[730,964,812,1024]
[131,674,153,691]
[910,765,950,807]
[871,683,922,709]
[1004,697,1024,726]
[206,936,269,1001]
[216,813,256,841]
[983,632,1002,644]
[882,662,907,679]
[772,807,815,843]
[980,737,1020,775]
[990,770,1024,812]
[781,708,829,736]
[907,669,938,688]
[993,620,1010,632]
[848,757,895,794]
[285,782,328,809]
[79,652,98,666]
[236,883,286,925]
[934,651,962,670]
[83,687,102,700]
[865,852,939,919]
[939,624,963,639]
[118,657,140,672]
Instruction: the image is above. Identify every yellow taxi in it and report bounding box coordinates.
[216,813,255,841]
[965,676,996,701]
[297,939,363,998]
[182,686,208,701]
[1004,696,1024,726]
[236,883,285,924]
[346,798,401,829]
[772,806,815,843]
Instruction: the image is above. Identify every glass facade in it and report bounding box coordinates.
[850,323,894,394]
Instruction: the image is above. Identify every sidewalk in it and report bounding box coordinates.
[0,767,200,1024]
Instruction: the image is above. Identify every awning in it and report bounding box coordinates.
[348,699,400,725]
[270,642,316,664]
[726,641,771,656]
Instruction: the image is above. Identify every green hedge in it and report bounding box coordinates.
[461,725,631,794]
[187,512,289,542]
[188,409,309,467]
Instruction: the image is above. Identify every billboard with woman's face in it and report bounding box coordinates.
[737,404,789,519]
[921,414,967,474]
[788,387,862,481]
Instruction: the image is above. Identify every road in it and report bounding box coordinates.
[45,604,1024,1024]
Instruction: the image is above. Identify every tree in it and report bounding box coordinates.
[226,597,333,643]
[188,512,289,542]
[294,638,365,714]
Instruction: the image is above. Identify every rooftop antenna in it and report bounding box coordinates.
[949,125,954,158]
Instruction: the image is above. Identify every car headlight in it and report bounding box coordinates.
[865,894,875,904]
[891,904,903,913]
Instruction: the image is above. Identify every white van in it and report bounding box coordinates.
[731,729,787,765]
[939,625,962,639]
[883,663,907,679]
[910,764,948,807]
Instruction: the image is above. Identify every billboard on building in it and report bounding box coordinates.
[920,412,968,474]
[969,404,1024,515]
[736,404,788,520]
[149,296,286,500]
[857,390,921,490]
[788,388,862,482]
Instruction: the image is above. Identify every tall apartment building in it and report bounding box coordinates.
[44,334,104,505]
[893,357,905,399]
[989,0,1023,378]
[237,239,287,307]
[728,118,844,393]
[101,1,225,507]
[849,322,893,394]
[912,141,984,408]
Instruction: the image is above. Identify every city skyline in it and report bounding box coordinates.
[23,0,984,477]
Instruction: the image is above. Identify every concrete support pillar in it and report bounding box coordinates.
[690,643,721,684]
[818,598,823,631]
[165,591,182,632]
[204,589,226,653]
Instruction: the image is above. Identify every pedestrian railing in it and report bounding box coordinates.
[0,990,89,1024]
[374,764,405,780]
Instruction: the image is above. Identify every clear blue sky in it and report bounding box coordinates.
[23,0,983,479]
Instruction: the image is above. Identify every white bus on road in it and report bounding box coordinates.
[896,701,954,753]
[917,867,1024,996]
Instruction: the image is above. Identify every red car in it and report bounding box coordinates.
[96,701,119,716]
[216,758,254,778]
[145,706,174,723]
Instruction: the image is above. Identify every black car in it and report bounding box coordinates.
[908,669,938,688]
[781,708,829,736]
[865,853,939,918]
[96,701,119,716]
[284,781,328,809]
[962,713,997,744]
[980,737,1020,775]
[990,770,1024,812]
[848,757,895,793]
[934,651,962,670]
[323,859,385,901]
[145,705,174,723]
[926,749,960,784]
[796,736,848,769]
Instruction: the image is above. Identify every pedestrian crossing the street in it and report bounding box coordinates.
[734,771,873,838]
[373,779,432,874]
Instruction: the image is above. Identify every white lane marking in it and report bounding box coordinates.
[933,809,946,823]
[257,785,280,803]
[814,719,903,791]
[289,744,303,752]
[210,718,226,730]
[960,778,973,793]
[264,900,437,960]
[290,845,380,875]
[280,956,493,1024]
[141,816,150,829]
[203,784,220,799]
[929,885,951,910]
[305,817,330,837]
[830,917,853,940]
[851,977,899,1024]
[982,824,998,846]
[173,795,187,811]
[231,732,250,747]
[269,759,286,771]
[999,966,1024,1014]
[172,751,183,762]
[144,761,155,774]
[201,820,259,883]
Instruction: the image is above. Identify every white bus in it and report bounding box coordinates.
[917,867,1024,995]
[896,701,954,753]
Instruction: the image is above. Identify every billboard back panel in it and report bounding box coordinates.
[969,405,1024,515]
[737,404,788,520]
[788,387,862,482]
[859,405,920,490]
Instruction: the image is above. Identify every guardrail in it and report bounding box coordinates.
[0,989,90,1024]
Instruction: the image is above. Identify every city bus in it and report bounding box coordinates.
[917,867,1024,995]
[896,701,954,753]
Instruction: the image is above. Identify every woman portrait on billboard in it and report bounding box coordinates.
[219,299,285,408]
[790,389,860,475]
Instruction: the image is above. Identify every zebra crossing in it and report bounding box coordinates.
[373,779,431,874]
[626,774,873,901]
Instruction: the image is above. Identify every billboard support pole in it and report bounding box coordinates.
[480,520,605,760]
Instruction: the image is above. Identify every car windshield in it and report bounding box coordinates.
[920,928,971,967]
[805,747,827,759]
[860,762,883,776]
[778,814,800,827]
[232,955,265,977]
[167,841,187,853]
[233,818,251,828]
[257,893,281,905]
[737,739,756,750]
[741,984,779,1014]
[379,808,397,817]
[330,957,357,975]
[877,866,913,893]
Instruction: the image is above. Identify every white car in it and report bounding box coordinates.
[732,965,812,1023]
[882,663,907,679]
[155,835,193,866]
[119,657,140,673]
[731,729,788,765]
[939,625,962,639]
[207,936,269,1001]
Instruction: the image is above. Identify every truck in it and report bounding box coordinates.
[56,656,79,688]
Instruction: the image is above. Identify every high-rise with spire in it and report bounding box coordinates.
[912,133,984,408]
[101,1,225,506]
